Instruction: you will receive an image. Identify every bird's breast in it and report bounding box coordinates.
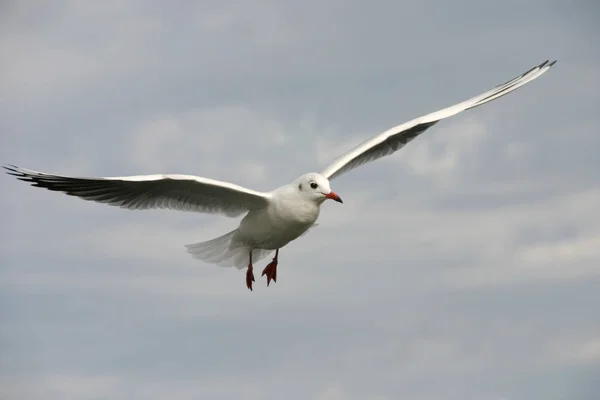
[271,195,319,226]
[236,197,319,250]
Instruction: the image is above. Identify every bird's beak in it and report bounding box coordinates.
[324,191,343,203]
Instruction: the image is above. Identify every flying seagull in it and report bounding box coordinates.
[4,59,556,291]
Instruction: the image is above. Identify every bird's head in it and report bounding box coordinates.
[295,173,343,204]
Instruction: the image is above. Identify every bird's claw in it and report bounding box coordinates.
[246,264,255,291]
[261,260,278,287]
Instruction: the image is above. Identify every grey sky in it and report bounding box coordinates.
[1,1,599,399]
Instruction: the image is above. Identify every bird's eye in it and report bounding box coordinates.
[310,181,318,189]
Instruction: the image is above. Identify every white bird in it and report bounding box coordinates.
[4,60,556,290]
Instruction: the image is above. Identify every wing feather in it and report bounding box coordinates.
[4,165,271,217]
[320,60,556,180]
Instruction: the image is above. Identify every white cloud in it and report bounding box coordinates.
[126,106,288,183]
[1,374,121,400]
[0,2,163,106]
[397,118,487,182]
[518,234,600,266]
[568,338,600,364]
[313,128,357,167]
[503,141,531,160]
[314,384,347,400]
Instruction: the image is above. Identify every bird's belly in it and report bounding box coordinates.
[237,208,316,250]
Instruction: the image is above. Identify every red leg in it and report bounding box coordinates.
[261,249,279,287]
[246,250,255,291]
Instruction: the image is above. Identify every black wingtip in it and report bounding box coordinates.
[518,59,552,82]
[3,164,20,175]
[548,60,557,67]
[3,164,21,169]
[3,165,32,181]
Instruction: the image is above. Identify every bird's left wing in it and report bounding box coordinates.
[320,59,556,181]
[4,165,271,217]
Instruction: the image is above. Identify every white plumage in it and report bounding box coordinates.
[4,60,556,290]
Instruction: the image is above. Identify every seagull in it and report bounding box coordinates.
[4,60,556,291]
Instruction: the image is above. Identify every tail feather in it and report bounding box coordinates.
[185,229,274,269]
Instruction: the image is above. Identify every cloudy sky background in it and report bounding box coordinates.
[1,1,599,399]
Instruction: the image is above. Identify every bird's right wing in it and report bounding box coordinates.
[4,165,271,217]
[320,59,556,181]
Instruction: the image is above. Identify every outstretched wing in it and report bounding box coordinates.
[4,165,271,217]
[320,60,556,181]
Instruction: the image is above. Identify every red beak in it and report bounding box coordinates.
[324,191,343,203]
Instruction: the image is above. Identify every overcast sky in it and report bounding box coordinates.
[1,1,599,399]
